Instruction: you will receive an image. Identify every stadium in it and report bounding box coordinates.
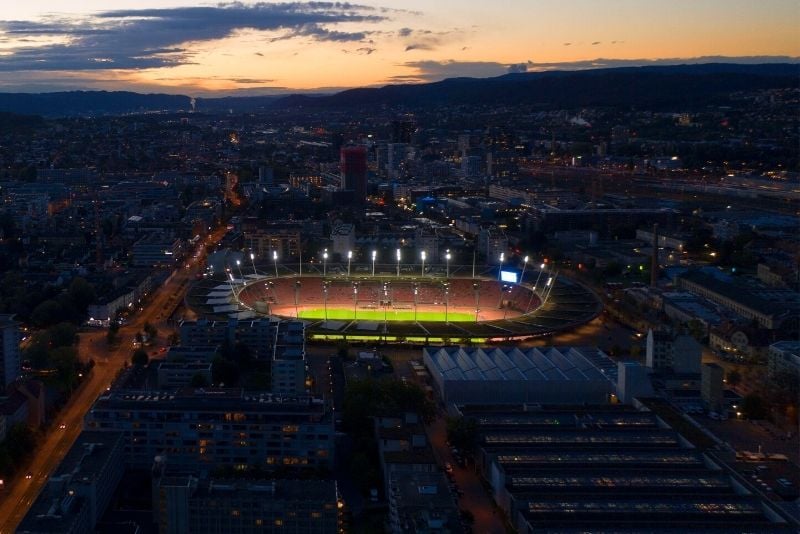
[187,261,602,344]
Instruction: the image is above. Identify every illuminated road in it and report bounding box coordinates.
[0,227,227,534]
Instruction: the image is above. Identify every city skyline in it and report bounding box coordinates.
[0,0,798,95]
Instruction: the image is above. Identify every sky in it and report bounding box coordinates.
[0,0,797,95]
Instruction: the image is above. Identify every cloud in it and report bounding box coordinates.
[393,60,510,82]
[563,42,572,46]
[405,42,437,52]
[0,2,389,71]
[401,28,465,52]
[592,41,601,45]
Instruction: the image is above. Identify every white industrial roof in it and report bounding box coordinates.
[424,346,617,383]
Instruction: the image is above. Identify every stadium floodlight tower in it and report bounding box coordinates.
[396,248,401,277]
[498,252,505,280]
[520,255,529,284]
[445,250,452,279]
[347,250,352,277]
[534,262,546,291]
[227,272,237,300]
[323,281,328,321]
[413,285,418,321]
[250,252,257,276]
[544,276,555,304]
[372,250,377,277]
[323,249,328,277]
[420,250,427,278]
[272,250,279,278]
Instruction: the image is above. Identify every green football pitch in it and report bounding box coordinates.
[296,307,475,322]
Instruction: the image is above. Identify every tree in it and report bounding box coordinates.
[212,356,240,386]
[30,299,65,327]
[66,277,96,314]
[50,346,80,391]
[726,369,742,389]
[190,372,210,388]
[741,393,768,420]
[48,322,78,348]
[131,348,149,367]
[106,328,119,346]
[143,321,157,340]
[686,319,706,341]
[446,416,478,454]
[336,341,350,361]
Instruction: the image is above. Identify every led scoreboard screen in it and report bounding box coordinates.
[500,270,518,284]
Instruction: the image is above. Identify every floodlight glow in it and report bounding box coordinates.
[347,251,352,259]
[273,251,278,260]
[372,250,377,260]
[421,251,426,260]
[396,249,401,261]
[524,255,529,263]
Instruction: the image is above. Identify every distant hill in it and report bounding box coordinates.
[268,63,800,111]
[0,63,796,117]
[0,91,191,117]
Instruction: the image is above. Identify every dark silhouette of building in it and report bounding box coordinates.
[340,145,367,202]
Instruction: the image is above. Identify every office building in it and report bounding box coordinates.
[0,314,21,388]
[767,340,800,379]
[387,471,460,534]
[271,321,306,394]
[85,389,333,470]
[18,431,124,534]
[340,146,368,202]
[701,363,725,411]
[156,362,213,389]
[645,329,702,374]
[155,476,339,534]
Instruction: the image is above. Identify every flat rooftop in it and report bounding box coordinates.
[424,346,617,383]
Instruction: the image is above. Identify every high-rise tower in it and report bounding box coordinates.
[340,146,367,202]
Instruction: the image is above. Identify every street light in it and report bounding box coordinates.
[235,259,243,280]
[273,250,279,278]
[421,250,426,277]
[396,248,401,277]
[520,255,529,284]
[250,252,257,276]
[498,252,505,280]
[372,250,377,277]
[323,249,328,277]
[445,250,451,279]
[347,250,352,277]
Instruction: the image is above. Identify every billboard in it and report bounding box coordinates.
[500,270,518,284]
